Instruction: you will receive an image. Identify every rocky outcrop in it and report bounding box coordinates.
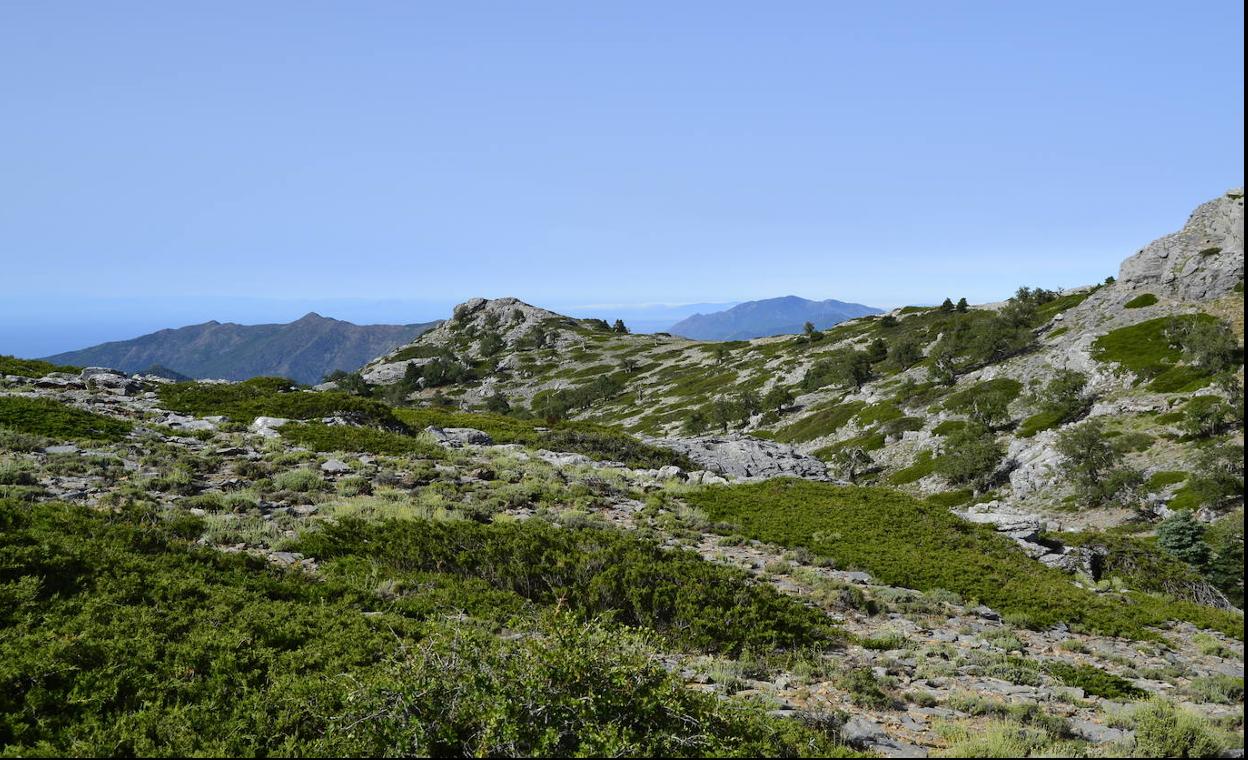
[425,426,494,447]
[1117,189,1244,301]
[644,434,831,480]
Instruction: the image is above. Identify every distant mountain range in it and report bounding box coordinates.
[42,313,438,385]
[668,296,882,340]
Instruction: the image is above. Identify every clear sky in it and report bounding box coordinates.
[1,1,1243,356]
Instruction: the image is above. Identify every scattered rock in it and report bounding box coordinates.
[425,426,493,447]
[249,416,291,437]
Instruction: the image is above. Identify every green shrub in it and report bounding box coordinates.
[0,396,131,442]
[836,667,897,709]
[1131,699,1228,758]
[1124,293,1159,309]
[889,450,938,485]
[942,378,1022,426]
[298,517,841,655]
[934,423,1003,490]
[856,402,904,426]
[272,468,324,493]
[1043,661,1146,700]
[932,419,967,437]
[1184,674,1244,705]
[0,499,851,757]
[686,480,1243,640]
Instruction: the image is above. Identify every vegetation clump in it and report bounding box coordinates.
[686,480,1243,639]
[0,499,854,757]
[0,396,131,442]
[0,355,81,378]
[158,376,404,428]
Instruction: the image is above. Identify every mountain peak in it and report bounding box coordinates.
[670,296,881,341]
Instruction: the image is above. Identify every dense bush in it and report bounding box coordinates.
[933,423,1004,491]
[1061,530,1232,608]
[298,517,841,655]
[942,378,1022,428]
[802,350,872,392]
[1131,699,1229,758]
[0,499,854,756]
[0,396,131,442]
[686,480,1243,639]
[1043,661,1146,700]
[158,376,403,428]
[304,612,853,758]
[1054,418,1142,506]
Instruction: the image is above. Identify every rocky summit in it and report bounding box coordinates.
[1,191,1243,758]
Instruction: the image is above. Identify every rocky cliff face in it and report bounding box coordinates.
[1118,189,1244,301]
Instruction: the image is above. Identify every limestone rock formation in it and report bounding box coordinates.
[1117,189,1244,301]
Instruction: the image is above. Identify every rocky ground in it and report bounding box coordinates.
[2,367,1243,757]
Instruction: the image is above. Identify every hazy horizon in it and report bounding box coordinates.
[2,1,1243,357]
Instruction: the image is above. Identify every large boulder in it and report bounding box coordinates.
[1117,189,1244,301]
[425,426,493,447]
[644,434,830,480]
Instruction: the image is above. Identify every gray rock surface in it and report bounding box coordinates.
[1117,189,1244,301]
[644,434,830,480]
[425,426,493,447]
[249,416,291,437]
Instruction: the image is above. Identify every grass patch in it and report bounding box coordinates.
[687,480,1244,640]
[1124,293,1159,309]
[1016,409,1065,438]
[771,401,865,444]
[1147,471,1189,490]
[0,396,131,442]
[888,450,938,485]
[855,402,904,426]
[942,378,1023,414]
[1091,314,1216,383]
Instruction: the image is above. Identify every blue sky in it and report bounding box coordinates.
[1,1,1243,356]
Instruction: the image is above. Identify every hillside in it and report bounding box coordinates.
[670,296,882,340]
[0,190,1242,757]
[42,312,437,384]
[359,191,1243,535]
